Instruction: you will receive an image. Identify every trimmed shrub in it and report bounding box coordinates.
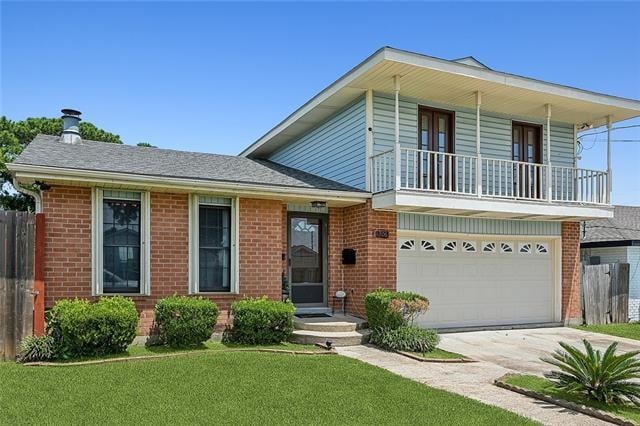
[48,296,138,359]
[364,289,429,329]
[154,296,219,348]
[17,335,56,363]
[226,297,295,345]
[370,326,440,353]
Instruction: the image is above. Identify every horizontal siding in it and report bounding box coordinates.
[580,246,628,264]
[628,247,640,321]
[373,91,576,166]
[398,213,561,236]
[269,97,366,189]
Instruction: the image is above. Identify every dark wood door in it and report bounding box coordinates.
[418,107,454,190]
[512,122,542,198]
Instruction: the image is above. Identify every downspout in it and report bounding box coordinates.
[12,178,42,213]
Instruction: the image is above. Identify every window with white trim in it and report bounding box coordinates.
[519,243,533,254]
[399,239,415,251]
[461,241,477,253]
[420,240,436,251]
[189,195,238,293]
[92,189,150,295]
[442,240,457,252]
[482,242,496,253]
[500,242,514,253]
[535,243,549,254]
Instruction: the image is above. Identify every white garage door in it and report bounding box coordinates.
[397,235,556,329]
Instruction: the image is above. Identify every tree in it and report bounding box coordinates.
[0,116,122,211]
[136,142,156,148]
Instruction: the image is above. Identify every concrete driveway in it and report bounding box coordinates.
[338,327,640,425]
[439,326,640,375]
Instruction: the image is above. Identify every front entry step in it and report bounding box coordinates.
[291,329,370,347]
[291,314,369,346]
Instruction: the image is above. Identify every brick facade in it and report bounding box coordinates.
[561,221,582,324]
[42,186,284,334]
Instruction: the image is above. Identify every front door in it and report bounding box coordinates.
[288,214,327,307]
[418,106,454,191]
[512,122,542,198]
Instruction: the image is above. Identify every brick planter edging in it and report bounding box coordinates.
[24,347,336,367]
[396,350,475,363]
[494,374,635,426]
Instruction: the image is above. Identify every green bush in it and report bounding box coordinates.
[370,326,440,353]
[364,289,429,329]
[226,297,295,345]
[543,339,640,406]
[154,296,219,347]
[48,296,138,359]
[17,335,56,363]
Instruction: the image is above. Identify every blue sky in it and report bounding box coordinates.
[2,1,639,204]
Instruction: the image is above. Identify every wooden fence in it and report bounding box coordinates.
[582,263,630,325]
[0,210,36,361]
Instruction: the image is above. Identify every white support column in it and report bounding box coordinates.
[475,91,482,197]
[546,104,552,202]
[394,75,401,190]
[365,89,374,191]
[607,115,612,204]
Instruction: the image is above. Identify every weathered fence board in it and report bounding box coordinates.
[0,210,36,361]
[582,263,630,325]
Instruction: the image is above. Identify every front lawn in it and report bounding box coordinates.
[0,351,535,425]
[574,323,640,341]
[503,374,640,424]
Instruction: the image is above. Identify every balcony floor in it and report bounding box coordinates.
[372,190,613,221]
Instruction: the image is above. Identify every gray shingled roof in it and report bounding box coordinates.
[13,135,365,193]
[583,205,640,243]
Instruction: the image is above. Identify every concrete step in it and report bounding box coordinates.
[290,329,370,347]
[294,321,357,333]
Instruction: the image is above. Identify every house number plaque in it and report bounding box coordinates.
[372,229,389,239]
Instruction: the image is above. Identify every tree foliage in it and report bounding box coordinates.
[0,116,121,211]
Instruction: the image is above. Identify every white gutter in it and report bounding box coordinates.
[12,177,42,213]
[8,164,370,204]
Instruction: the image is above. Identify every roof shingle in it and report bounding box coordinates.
[13,135,366,194]
[583,205,640,243]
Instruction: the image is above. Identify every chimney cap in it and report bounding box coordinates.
[61,108,82,118]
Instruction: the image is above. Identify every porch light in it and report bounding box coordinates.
[310,201,326,208]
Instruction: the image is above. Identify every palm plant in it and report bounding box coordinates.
[542,339,640,406]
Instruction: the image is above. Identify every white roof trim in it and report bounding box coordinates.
[241,46,640,158]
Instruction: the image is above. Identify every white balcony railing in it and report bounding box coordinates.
[371,147,610,206]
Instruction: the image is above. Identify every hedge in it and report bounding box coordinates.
[226,297,295,345]
[154,296,219,347]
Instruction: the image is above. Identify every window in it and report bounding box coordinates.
[442,240,457,252]
[500,242,514,253]
[519,243,532,254]
[590,256,601,265]
[420,240,436,251]
[92,189,150,295]
[482,242,496,253]
[461,241,476,253]
[399,239,415,251]
[189,195,238,293]
[535,243,549,254]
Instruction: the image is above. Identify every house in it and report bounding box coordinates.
[9,47,640,334]
[581,205,640,321]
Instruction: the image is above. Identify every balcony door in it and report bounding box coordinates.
[418,106,454,191]
[512,122,542,198]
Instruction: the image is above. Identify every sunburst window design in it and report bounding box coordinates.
[399,239,415,251]
[519,243,532,254]
[535,243,549,254]
[500,242,513,253]
[482,242,496,253]
[420,240,436,251]
[462,241,476,252]
[442,240,457,252]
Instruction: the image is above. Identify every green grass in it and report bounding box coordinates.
[52,341,319,363]
[408,348,467,360]
[0,352,535,425]
[574,323,640,341]
[503,374,640,424]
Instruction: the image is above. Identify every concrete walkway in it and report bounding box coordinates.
[337,327,640,426]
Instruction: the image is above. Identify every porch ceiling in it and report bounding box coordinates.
[243,47,640,158]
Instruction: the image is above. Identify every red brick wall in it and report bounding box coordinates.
[327,207,345,312]
[561,221,581,324]
[42,186,283,334]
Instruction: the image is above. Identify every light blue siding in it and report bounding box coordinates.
[628,247,640,321]
[269,97,366,189]
[398,213,561,236]
[372,91,576,166]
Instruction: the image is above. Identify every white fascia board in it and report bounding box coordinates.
[373,190,614,220]
[383,47,640,111]
[10,164,370,204]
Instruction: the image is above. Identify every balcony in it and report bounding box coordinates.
[371,148,612,220]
